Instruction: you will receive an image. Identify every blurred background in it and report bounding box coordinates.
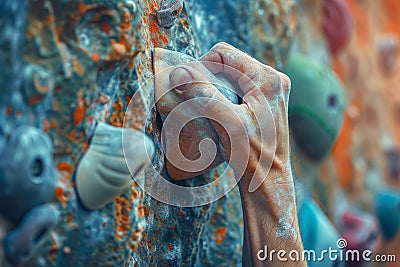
[1,0,400,266]
[290,0,400,265]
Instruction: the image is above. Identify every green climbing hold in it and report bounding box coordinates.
[284,53,346,162]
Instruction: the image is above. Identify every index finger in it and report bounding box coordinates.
[200,42,290,97]
[199,42,261,77]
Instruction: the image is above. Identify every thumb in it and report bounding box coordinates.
[169,65,245,140]
[169,65,250,177]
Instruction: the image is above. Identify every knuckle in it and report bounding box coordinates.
[245,69,260,82]
[264,65,281,80]
[260,66,282,92]
[275,72,289,90]
[261,65,280,81]
[279,72,291,92]
[212,42,231,51]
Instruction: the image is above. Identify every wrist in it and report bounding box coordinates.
[238,162,296,220]
[237,161,293,197]
[238,164,304,266]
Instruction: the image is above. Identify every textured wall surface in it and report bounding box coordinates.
[292,1,400,255]
[3,0,400,266]
[0,0,296,266]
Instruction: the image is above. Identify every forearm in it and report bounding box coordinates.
[239,166,306,267]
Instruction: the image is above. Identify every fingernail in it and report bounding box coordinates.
[169,67,193,90]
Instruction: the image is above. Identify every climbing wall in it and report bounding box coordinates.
[0,0,296,266]
[331,0,400,199]
[292,0,400,225]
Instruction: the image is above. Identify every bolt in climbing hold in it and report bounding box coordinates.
[156,0,184,28]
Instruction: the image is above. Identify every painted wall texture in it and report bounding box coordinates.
[1,0,400,266]
[0,0,296,266]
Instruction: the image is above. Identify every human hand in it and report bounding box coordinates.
[168,42,304,266]
[153,48,237,180]
[168,42,292,192]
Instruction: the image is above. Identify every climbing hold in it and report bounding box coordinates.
[377,35,400,75]
[374,188,400,241]
[0,126,57,223]
[285,53,346,162]
[4,204,59,265]
[298,196,344,267]
[21,64,54,105]
[75,122,154,210]
[322,0,354,55]
[156,0,184,28]
[341,210,378,252]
